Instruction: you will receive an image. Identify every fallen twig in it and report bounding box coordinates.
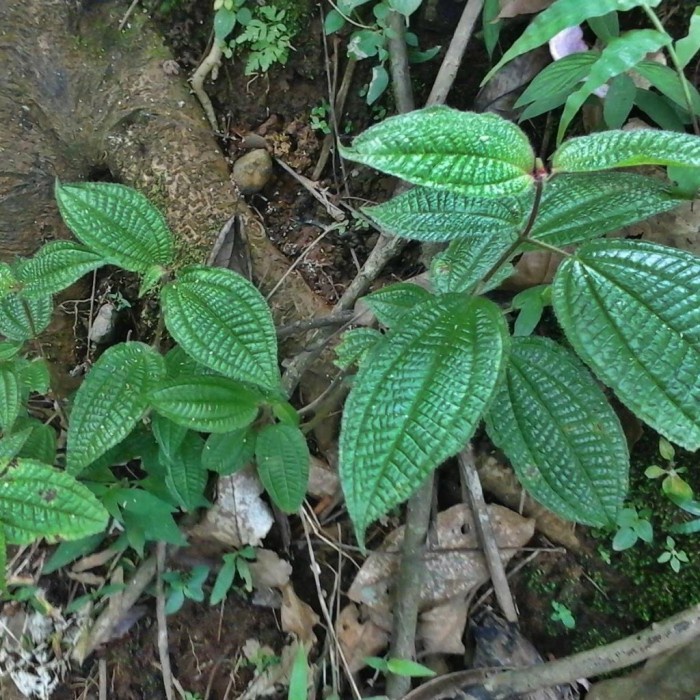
[459,446,518,623]
[156,542,174,700]
[118,0,140,31]
[190,38,223,132]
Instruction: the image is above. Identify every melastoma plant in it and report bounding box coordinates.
[337,105,700,547]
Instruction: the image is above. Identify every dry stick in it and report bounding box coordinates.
[156,542,174,700]
[190,39,223,132]
[118,0,140,31]
[405,603,700,700]
[98,658,107,700]
[458,447,518,623]
[426,0,485,106]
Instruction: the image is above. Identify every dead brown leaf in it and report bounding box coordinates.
[335,603,390,673]
[249,549,292,589]
[419,598,468,655]
[280,583,320,646]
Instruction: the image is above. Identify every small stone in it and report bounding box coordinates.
[89,302,117,344]
[232,148,273,194]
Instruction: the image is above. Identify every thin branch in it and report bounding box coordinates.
[156,542,174,700]
[190,39,223,132]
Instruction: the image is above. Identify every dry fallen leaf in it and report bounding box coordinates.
[280,583,320,646]
[336,603,390,673]
[419,597,468,656]
[248,549,292,590]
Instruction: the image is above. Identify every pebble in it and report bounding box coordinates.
[232,148,273,194]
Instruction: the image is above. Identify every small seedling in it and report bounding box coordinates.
[364,656,436,678]
[310,101,332,135]
[658,536,689,573]
[612,506,653,551]
[65,583,127,614]
[162,565,210,614]
[210,545,256,605]
[645,437,694,503]
[550,600,576,630]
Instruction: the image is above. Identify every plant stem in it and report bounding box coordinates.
[641,5,699,135]
[524,238,570,257]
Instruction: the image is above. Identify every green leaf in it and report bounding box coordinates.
[557,30,669,143]
[552,239,700,450]
[162,266,280,392]
[0,341,23,361]
[0,526,5,592]
[644,465,666,478]
[512,285,549,336]
[255,424,310,513]
[430,234,515,295]
[202,427,256,475]
[634,89,687,132]
[668,164,700,198]
[161,432,208,511]
[367,64,390,105]
[362,186,525,242]
[482,0,661,84]
[530,173,684,247]
[364,283,432,328]
[612,526,637,550]
[663,474,693,502]
[163,345,217,378]
[151,414,189,463]
[587,11,619,43]
[658,437,675,461]
[334,327,384,370]
[324,8,346,34]
[139,264,167,298]
[340,106,535,198]
[0,292,52,341]
[675,7,700,69]
[214,7,237,42]
[67,342,166,474]
[14,241,104,298]
[210,555,237,605]
[388,0,421,16]
[0,428,33,461]
[0,263,18,301]
[111,488,187,546]
[482,0,503,59]
[340,294,508,546]
[485,337,628,527]
[0,458,109,545]
[603,74,637,129]
[18,358,51,394]
[0,365,21,431]
[55,181,175,274]
[386,658,437,678]
[633,61,700,114]
[552,129,700,173]
[14,418,57,465]
[42,533,105,575]
[288,644,309,700]
[150,375,260,433]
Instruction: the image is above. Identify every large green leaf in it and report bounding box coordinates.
[202,427,256,475]
[557,29,669,143]
[482,0,661,84]
[162,266,280,392]
[255,424,310,513]
[149,375,261,433]
[14,241,104,298]
[13,417,57,465]
[430,235,515,294]
[340,294,508,545]
[675,7,700,69]
[334,328,384,370]
[633,60,700,114]
[364,283,432,328]
[161,432,208,512]
[55,181,174,274]
[0,292,52,341]
[67,342,166,474]
[362,187,526,242]
[340,106,535,197]
[552,129,700,173]
[485,337,628,527]
[0,365,21,431]
[0,458,109,545]
[529,173,684,247]
[552,239,700,450]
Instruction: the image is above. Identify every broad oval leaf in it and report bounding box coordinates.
[162,266,280,392]
[151,414,189,463]
[557,29,669,143]
[0,458,109,545]
[364,283,432,328]
[483,0,662,84]
[529,173,684,247]
[340,106,535,197]
[15,241,104,298]
[552,129,700,173]
[633,60,700,114]
[55,181,175,273]
[161,432,208,512]
[362,186,526,242]
[150,375,261,433]
[202,427,256,475]
[255,424,310,513]
[0,341,22,361]
[0,292,52,341]
[485,337,628,527]
[552,239,700,450]
[14,417,57,465]
[0,365,21,431]
[67,342,166,474]
[334,327,383,370]
[339,294,508,545]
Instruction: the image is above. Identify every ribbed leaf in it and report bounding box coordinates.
[55,181,174,273]
[0,459,109,545]
[0,263,17,301]
[530,173,684,247]
[365,283,432,328]
[202,427,256,475]
[161,432,208,511]
[552,129,700,173]
[67,342,166,474]
[340,106,536,197]
[149,375,260,433]
[334,328,383,369]
[340,294,508,545]
[0,342,22,361]
[558,30,669,143]
[362,186,526,242]
[255,424,310,513]
[0,292,52,341]
[430,234,515,294]
[0,365,21,431]
[0,428,33,461]
[163,345,218,378]
[14,418,57,465]
[151,414,189,463]
[162,266,280,392]
[482,0,661,84]
[485,337,628,527]
[0,525,5,591]
[552,239,700,450]
[18,358,51,394]
[15,241,104,298]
